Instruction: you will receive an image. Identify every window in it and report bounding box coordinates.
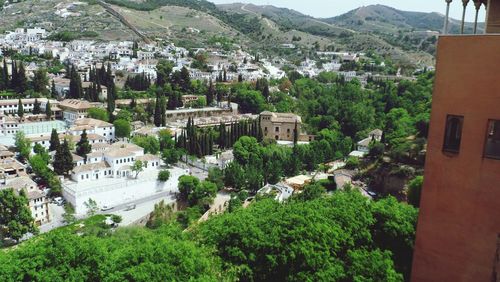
[443,115,463,153]
[275,127,279,132]
[484,120,500,159]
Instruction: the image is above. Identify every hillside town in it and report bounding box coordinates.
[0,25,415,232]
[2,0,492,280]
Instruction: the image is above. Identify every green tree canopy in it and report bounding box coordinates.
[0,188,38,242]
[113,119,131,139]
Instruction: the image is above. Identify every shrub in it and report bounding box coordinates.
[158,170,171,182]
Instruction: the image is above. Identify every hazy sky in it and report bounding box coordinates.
[211,0,486,21]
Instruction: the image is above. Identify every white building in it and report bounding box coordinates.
[1,176,50,226]
[70,142,160,182]
[58,99,93,123]
[69,118,115,142]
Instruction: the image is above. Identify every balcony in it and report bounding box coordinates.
[442,0,492,34]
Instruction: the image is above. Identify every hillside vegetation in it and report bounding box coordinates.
[0,191,418,281]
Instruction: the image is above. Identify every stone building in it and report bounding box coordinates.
[259,111,314,142]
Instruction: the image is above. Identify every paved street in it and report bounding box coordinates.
[39,203,65,234]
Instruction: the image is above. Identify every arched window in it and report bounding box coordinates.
[443,115,463,153]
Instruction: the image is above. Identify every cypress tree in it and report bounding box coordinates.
[293,120,298,145]
[0,65,4,91]
[219,123,225,149]
[76,130,92,163]
[263,83,270,101]
[154,96,161,127]
[107,82,116,116]
[208,132,214,155]
[54,139,73,175]
[2,58,8,89]
[49,129,59,152]
[160,95,167,127]
[10,60,17,91]
[51,80,57,98]
[17,99,23,117]
[33,98,41,114]
[69,65,82,99]
[46,101,52,119]
[206,79,215,106]
[257,118,263,142]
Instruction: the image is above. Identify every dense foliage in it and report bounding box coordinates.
[1,190,418,281]
[0,218,223,281]
[194,191,418,281]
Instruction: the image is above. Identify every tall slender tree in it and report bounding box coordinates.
[207,79,215,106]
[17,62,28,95]
[2,58,8,89]
[17,99,23,117]
[50,80,58,98]
[46,101,52,119]
[33,99,41,114]
[69,65,82,99]
[76,130,92,163]
[293,120,298,145]
[49,129,60,152]
[53,139,73,175]
[154,96,162,127]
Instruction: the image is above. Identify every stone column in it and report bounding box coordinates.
[461,0,470,34]
[473,0,483,34]
[444,0,453,34]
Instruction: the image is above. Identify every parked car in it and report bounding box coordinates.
[101,205,113,212]
[125,204,136,211]
[53,197,64,206]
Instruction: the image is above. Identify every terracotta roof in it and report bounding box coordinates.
[110,142,142,152]
[73,118,112,128]
[260,111,302,123]
[104,149,135,158]
[6,176,36,190]
[59,99,92,110]
[72,161,110,174]
[137,154,159,162]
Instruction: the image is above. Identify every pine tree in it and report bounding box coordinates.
[49,129,59,152]
[54,139,73,175]
[17,99,23,117]
[33,99,41,114]
[50,80,57,98]
[46,101,52,119]
[76,130,92,163]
